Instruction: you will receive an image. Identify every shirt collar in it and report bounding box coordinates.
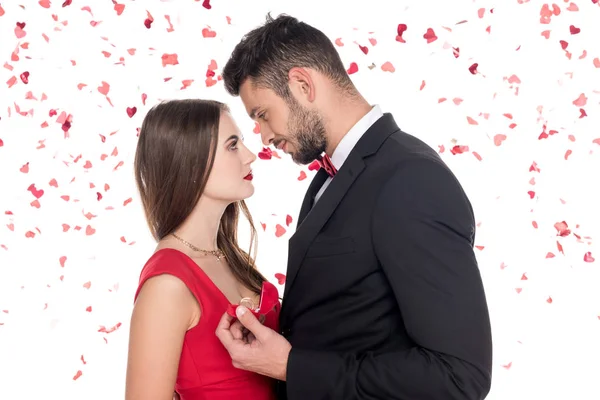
[330,105,384,169]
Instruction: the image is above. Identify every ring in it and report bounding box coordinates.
[239,297,256,310]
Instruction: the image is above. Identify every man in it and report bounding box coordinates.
[216,13,493,400]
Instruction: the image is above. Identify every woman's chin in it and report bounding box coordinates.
[239,185,255,200]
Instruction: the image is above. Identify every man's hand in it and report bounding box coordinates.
[234,313,266,344]
[216,306,291,381]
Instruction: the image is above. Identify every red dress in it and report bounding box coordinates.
[134,248,279,400]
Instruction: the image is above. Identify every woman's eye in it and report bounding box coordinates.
[229,141,238,150]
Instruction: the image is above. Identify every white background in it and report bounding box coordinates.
[1,0,599,398]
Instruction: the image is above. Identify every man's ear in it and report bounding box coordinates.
[288,67,316,103]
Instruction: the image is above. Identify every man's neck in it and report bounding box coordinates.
[323,96,372,156]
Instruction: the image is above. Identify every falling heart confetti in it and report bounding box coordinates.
[202,27,216,38]
[423,28,438,43]
[97,81,110,96]
[15,22,27,39]
[258,148,273,160]
[27,184,44,199]
[554,221,571,237]
[381,61,395,72]
[494,134,507,146]
[274,224,286,238]
[144,11,154,29]
[274,273,286,285]
[113,2,125,15]
[161,53,179,67]
[126,107,137,118]
[347,62,359,74]
[1,3,599,399]
[98,322,122,333]
[396,24,407,42]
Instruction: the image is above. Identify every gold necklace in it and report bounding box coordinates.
[171,233,225,262]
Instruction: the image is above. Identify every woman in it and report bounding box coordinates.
[125,99,279,400]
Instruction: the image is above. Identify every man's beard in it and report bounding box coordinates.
[286,98,327,165]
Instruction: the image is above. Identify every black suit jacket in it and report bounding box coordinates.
[276,114,493,400]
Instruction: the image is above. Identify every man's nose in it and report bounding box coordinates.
[260,126,274,146]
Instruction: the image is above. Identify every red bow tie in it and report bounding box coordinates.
[316,154,337,177]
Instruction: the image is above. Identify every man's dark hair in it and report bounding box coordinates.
[222,13,355,101]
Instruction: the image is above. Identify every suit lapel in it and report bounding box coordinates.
[297,169,328,225]
[284,153,365,297]
[282,113,401,300]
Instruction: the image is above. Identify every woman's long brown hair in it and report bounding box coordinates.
[134,99,265,295]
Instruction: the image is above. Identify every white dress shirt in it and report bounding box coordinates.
[314,105,384,203]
